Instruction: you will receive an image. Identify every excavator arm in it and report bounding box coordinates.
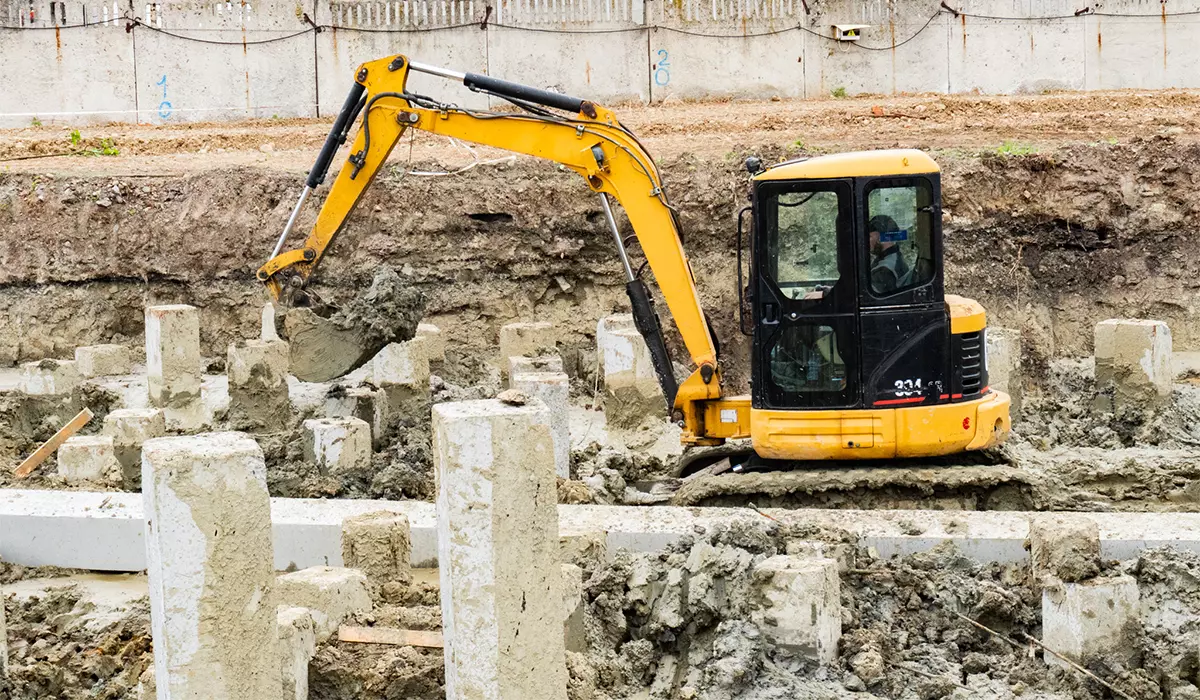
[257,54,725,444]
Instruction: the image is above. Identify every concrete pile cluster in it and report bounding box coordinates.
[0,299,1184,699]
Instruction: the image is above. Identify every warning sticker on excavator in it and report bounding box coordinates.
[879,228,909,242]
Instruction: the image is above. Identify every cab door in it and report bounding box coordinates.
[856,175,948,407]
[751,179,860,411]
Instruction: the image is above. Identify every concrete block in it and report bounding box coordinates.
[784,540,856,573]
[499,321,558,378]
[1094,319,1173,409]
[141,432,279,699]
[75,344,132,378]
[261,302,280,342]
[985,328,1023,411]
[302,418,371,476]
[416,323,446,364]
[601,325,665,430]
[341,511,413,591]
[0,559,6,677]
[226,339,290,431]
[560,531,609,570]
[372,342,430,417]
[752,555,841,664]
[56,435,120,484]
[276,566,372,641]
[278,607,317,700]
[103,408,166,488]
[372,341,430,389]
[562,563,586,653]
[512,371,571,479]
[596,314,635,373]
[1042,575,1139,669]
[19,359,82,395]
[1028,514,1101,583]
[433,398,567,700]
[145,305,206,430]
[324,385,390,449]
[508,355,565,382]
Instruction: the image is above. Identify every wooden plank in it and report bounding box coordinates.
[13,408,93,479]
[337,625,444,648]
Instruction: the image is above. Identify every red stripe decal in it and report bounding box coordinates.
[874,397,927,406]
[951,393,963,399]
[939,394,950,400]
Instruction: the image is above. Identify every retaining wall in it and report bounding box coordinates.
[3,0,1200,126]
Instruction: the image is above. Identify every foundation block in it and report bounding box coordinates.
[103,408,166,488]
[601,325,665,430]
[141,432,280,699]
[324,385,390,449]
[57,435,120,484]
[433,398,567,700]
[985,328,1023,412]
[278,607,317,700]
[276,567,372,641]
[261,302,280,342]
[499,321,558,378]
[1,559,6,677]
[19,359,82,396]
[1028,514,1101,583]
[562,563,586,653]
[416,323,446,364]
[372,342,431,417]
[302,418,372,475]
[752,555,841,664]
[145,304,206,430]
[596,314,636,373]
[508,355,565,384]
[560,532,609,570]
[75,344,132,378]
[341,511,413,592]
[512,371,571,479]
[1042,575,1139,669]
[1094,319,1173,409]
[226,339,290,431]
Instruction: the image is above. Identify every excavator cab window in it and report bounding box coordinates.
[864,179,937,298]
[754,180,859,409]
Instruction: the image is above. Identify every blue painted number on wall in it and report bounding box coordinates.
[654,49,671,87]
[157,75,173,119]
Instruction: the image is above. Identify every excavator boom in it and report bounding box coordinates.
[258,54,726,443]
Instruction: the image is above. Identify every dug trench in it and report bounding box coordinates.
[4,137,1200,512]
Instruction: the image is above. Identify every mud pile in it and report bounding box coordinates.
[1,586,153,700]
[285,266,428,383]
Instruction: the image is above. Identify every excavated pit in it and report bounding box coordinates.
[5,97,1200,699]
[4,137,1200,511]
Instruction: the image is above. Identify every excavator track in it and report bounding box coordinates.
[665,447,1036,511]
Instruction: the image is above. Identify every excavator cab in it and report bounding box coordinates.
[738,151,1011,459]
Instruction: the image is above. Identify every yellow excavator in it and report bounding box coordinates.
[258,54,1010,463]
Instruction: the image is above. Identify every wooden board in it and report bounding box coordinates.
[13,407,93,479]
[337,625,444,648]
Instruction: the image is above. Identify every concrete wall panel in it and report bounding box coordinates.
[1084,14,1200,90]
[486,27,648,104]
[948,17,1083,94]
[648,30,805,102]
[314,0,488,113]
[132,0,318,122]
[0,24,136,127]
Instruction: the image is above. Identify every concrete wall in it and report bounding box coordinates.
[3,0,1200,126]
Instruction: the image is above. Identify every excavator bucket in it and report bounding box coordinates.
[279,267,427,383]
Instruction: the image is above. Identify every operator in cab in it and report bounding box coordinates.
[868,214,911,294]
